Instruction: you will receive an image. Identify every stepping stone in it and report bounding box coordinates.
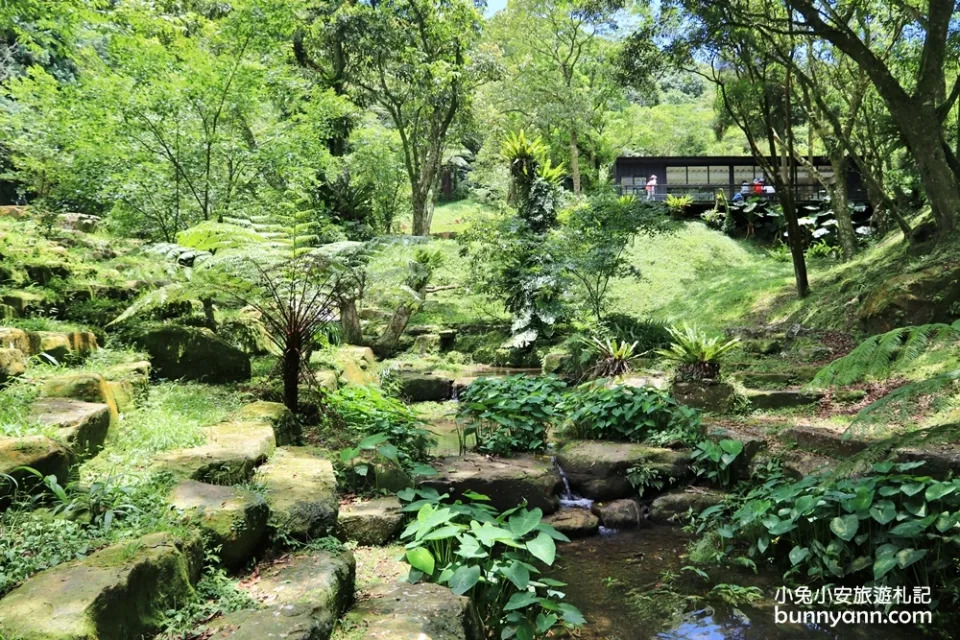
[556,441,691,501]
[31,397,111,459]
[745,389,823,410]
[649,486,726,523]
[208,549,355,639]
[782,423,871,457]
[0,435,72,505]
[340,582,481,640]
[671,381,735,412]
[256,447,338,541]
[0,532,200,640]
[42,373,119,424]
[422,453,562,513]
[239,401,300,446]
[0,346,25,384]
[337,497,405,546]
[543,508,599,539]
[169,480,269,570]
[153,421,275,485]
[592,498,648,529]
[104,361,151,412]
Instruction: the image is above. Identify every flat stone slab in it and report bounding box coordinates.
[31,397,111,459]
[206,607,320,640]
[649,486,726,523]
[895,444,960,479]
[256,447,338,540]
[543,508,599,539]
[169,480,268,569]
[0,347,26,383]
[421,453,561,513]
[782,451,835,479]
[0,435,72,504]
[0,532,200,640]
[781,424,872,457]
[746,389,824,410]
[340,583,481,640]
[556,441,691,501]
[337,497,405,546]
[41,373,118,423]
[153,421,275,485]
[239,401,300,446]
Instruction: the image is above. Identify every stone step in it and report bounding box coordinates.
[41,373,119,424]
[153,421,276,485]
[781,424,872,457]
[745,389,824,410]
[0,532,200,640]
[339,583,481,640]
[0,327,98,361]
[421,453,562,513]
[0,435,72,506]
[337,496,405,546]
[556,440,691,502]
[238,401,300,446]
[169,480,269,569]
[0,346,26,383]
[894,444,960,479]
[256,447,338,541]
[31,397,111,459]
[207,549,355,639]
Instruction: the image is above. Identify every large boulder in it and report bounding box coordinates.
[859,263,960,334]
[238,401,300,446]
[1,291,47,316]
[0,532,201,640]
[671,381,735,412]
[257,447,338,540]
[340,583,481,640]
[400,372,453,402]
[208,549,355,639]
[169,480,269,570]
[27,331,98,361]
[337,496,406,546]
[0,347,26,384]
[0,435,72,505]
[153,421,275,485]
[421,453,562,513]
[542,508,599,539]
[649,486,726,523]
[0,327,30,352]
[556,441,692,501]
[31,398,111,459]
[592,498,648,529]
[130,325,251,383]
[42,373,119,424]
[894,444,960,479]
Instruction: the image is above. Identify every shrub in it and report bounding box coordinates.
[602,314,673,354]
[457,375,567,456]
[581,336,644,378]
[690,438,744,487]
[656,325,740,380]
[559,381,701,445]
[397,487,584,639]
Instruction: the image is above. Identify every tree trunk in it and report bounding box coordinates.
[411,187,430,236]
[829,153,856,260]
[905,115,960,232]
[338,297,363,345]
[570,128,581,195]
[373,303,417,358]
[282,333,301,413]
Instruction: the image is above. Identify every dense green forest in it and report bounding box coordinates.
[1,1,959,640]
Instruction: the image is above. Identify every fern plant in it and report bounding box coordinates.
[656,325,740,380]
[812,321,960,387]
[665,194,693,216]
[584,336,643,379]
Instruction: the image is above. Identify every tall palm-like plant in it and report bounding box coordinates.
[656,325,740,380]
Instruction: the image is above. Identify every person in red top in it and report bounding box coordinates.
[645,175,658,200]
[752,178,763,194]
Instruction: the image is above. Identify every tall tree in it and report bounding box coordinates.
[349,0,488,236]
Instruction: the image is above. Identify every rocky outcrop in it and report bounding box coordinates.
[31,397,111,459]
[859,263,960,334]
[649,486,726,523]
[257,447,338,540]
[422,453,561,513]
[340,583,481,640]
[129,325,251,383]
[337,497,405,546]
[543,508,599,539]
[0,533,200,640]
[153,421,275,485]
[238,401,300,446]
[208,549,355,639]
[556,441,691,501]
[169,480,269,569]
[0,347,26,384]
[0,435,72,505]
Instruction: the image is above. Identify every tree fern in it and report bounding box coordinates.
[812,321,960,387]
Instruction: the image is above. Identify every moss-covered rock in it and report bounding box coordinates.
[206,607,320,640]
[399,372,453,402]
[23,330,98,361]
[103,360,151,413]
[421,453,561,513]
[256,447,338,541]
[340,582,481,640]
[337,497,405,546]
[542,508,599,539]
[169,480,269,569]
[153,421,275,485]
[859,263,960,334]
[649,486,726,523]
[671,380,735,412]
[556,441,692,501]
[0,532,201,640]
[23,261,71,286]
[542,351,571,375]
[0,347,26,384]
[239,401,300,446]
[31,398,111,459]
[1,290,47,316]
[42,373,119,424]
[130,325,251,383]
[0,327,30,352]
[744,388,823,410]
[592,498,647,529]
[0,435,72,505]
[413,333,442,354]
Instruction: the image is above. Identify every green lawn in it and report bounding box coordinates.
[429,198,497,234]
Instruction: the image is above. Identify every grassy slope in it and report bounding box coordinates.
[429,198,496,234]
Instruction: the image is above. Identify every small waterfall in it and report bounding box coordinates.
[553,458,594,509]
